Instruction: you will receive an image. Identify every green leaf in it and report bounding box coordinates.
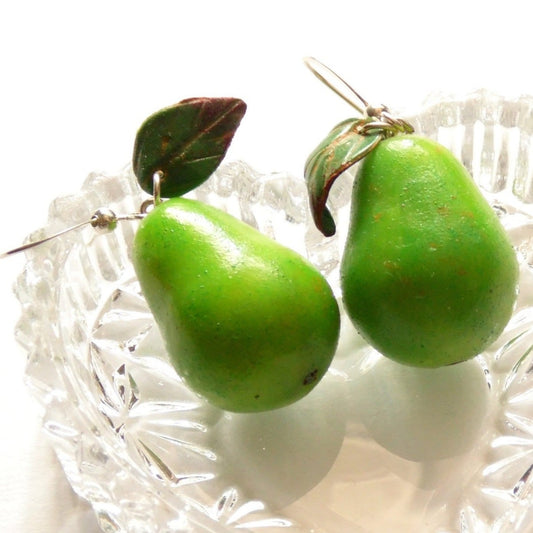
[304,118,381,236]
[133,97,247,197]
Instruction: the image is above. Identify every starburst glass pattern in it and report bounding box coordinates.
[14,91,533,532]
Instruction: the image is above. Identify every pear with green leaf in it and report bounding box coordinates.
[304,58,518,368]
[132,97,340,412]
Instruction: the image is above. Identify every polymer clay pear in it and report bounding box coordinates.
[131,97,340,412]
[304,58,519,368]
[132,197,340,412]
[340,135,518,367]
[1,96,340,412]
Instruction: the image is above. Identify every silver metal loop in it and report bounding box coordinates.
[1,169,165,258]
[304,56,368,115]
[140,198,154,214]
[152,170,163,206]
[357,121,399,136]
[139,170,165,214]
[1,208,145,258]
[305,57,415,136]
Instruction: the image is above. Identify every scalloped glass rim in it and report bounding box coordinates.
[14,90,533,532]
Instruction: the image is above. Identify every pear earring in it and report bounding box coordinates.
[304,57,519,369]
[2,94,341,413]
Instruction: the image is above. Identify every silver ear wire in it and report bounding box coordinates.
[1,171,164,259]
[1,218,96,258]
[0,208,146,259]
[304,56,414,136]
[140,171,164,214]
[153,170,162,206]
[303,56,368,116]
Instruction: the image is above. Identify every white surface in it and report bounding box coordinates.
[0,1,531,531]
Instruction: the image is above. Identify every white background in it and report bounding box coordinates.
[0,1,531,531]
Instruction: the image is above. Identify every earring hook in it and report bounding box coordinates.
[0,209,145,259]
[0,170,164,259]
[304,56,414,135]
[303,56,369,116]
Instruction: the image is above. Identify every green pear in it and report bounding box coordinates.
[340,135,519,367]
[132,197,340,412]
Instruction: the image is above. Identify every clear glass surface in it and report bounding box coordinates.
[14,90,533,532]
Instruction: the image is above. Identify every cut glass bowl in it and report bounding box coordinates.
[14,90,533,532]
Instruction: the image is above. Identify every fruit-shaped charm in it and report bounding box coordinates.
[340,135,518,367]
[128,96,340,412]
[132,197,340,411]
[1,96,341,413]
[304,58,519,367]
